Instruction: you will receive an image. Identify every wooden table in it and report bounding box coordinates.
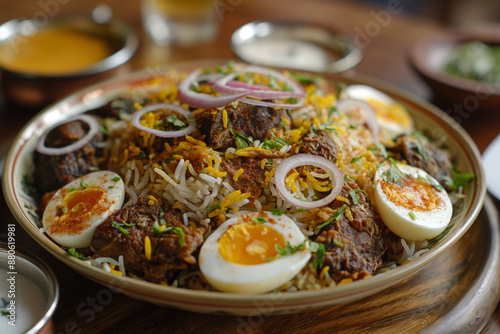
[1,0,500,332]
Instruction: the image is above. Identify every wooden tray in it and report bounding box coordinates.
[41,197,499,333]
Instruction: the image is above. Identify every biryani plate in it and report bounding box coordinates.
[3,60,484,315]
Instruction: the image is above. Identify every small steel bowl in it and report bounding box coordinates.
[0,242,59,334]
[231,21,362,73]
[0,11,138,108]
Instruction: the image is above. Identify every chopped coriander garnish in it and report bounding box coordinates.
[275,241,306,257]
[333,240,344,247]
[139,151,147,158]
[351,156,362,164]
[269,72,280,89]
[316,204,348,229]
[151,224,185,246]
[112,177,121,182]
[348,189,367,205]
[309,241,325,270]
[415,138,428,158]
[165,156,176,163]
[69,187,77,192]
[154,120,164,128]
[426,175,444,192]
[269,208,284,216]
[207,203,220,211]
[230,128,253,149]
[251,216,267,225]
[444,167,475,192]
[80,180,89,189]
[108,186,115,189]
[191,80,200,92]
[297,208,307,212]
[112,221,132,235]
[349,124,357,129]
[68,247,87,260]
[409,211,417,221]
[382,158,406,186]
[166,114,186,128]
[268,130,290,146]
[368,143,388,159]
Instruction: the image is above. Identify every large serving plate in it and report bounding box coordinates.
[3,60,485,315]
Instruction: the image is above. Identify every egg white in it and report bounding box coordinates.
[199,211,311,294]
[342,84,413,141]
[374,164,453,241]
[42,170,125,248]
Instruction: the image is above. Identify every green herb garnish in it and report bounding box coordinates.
[207,203,220,211]
[68,247,87,260]
[368,143,388,158]
[351,156,362,164]
[269,209,284,216]
[166,114,186,128]
[409,211,417,221]
[112,177,121,182]
[80,180,89,189]
[309,241,325,270]
[275,241,306,257]
[444,167,475,192]
[348,189,367,205]
[151,223,185,246]
[251,216,267,225]
[316,204,348,229]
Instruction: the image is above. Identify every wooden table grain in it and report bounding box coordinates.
[1,0,500,333]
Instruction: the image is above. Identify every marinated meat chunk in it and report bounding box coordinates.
[313,181,387,281]
[90,197,206,283]
[221,157,270,199]
[390,135,452,185]
[299,130,337,161]
[34,119,103,194]
[197,102,290,150]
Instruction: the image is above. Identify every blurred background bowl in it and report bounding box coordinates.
[408,24,500,113]
[0,9,138,109]
[231,21,362,73]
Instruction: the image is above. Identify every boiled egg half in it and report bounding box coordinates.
[43,170,125,248]
[342,85,414,142]
[199,211,311,294]
[374,164,452,241]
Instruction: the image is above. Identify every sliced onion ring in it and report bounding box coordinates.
[178,69,246,109]
[274,154,344,209]
[131,103,196,138]
[36,114,100,156]
[335,98,380,142]
[213,65,305,99]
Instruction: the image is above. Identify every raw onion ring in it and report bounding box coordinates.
[213,65,305,100]
[178,69,246,108]
[36,114,100,156]
[131,103,196,138]
[335,98,380,142]
[274,154,344,209]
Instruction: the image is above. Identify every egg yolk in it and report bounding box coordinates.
[218,223,286,265]
[381,176,439,212]
[367,98,412,129]
[54,187,107,233]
